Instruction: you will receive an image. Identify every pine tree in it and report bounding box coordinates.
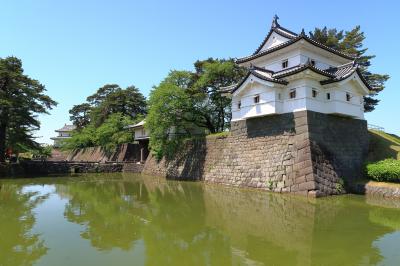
[309,26,389,112]
[0,57,57,162]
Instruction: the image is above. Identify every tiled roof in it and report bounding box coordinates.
[237,34,355,64]
[55,124,76,132]
[273,63,336,79]
[321,61,373,91]
[221,61,372,94]
[252,26,298,55]
[225,66,288,94]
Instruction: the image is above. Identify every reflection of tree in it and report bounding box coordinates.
[58,181,149,251]
[141,182,232,266]
[0,184,48,265]
[56,175,399,265]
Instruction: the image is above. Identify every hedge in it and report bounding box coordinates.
[366,159,400,182]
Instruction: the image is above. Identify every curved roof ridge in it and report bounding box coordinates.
[273,63,336,79]
[238,35,356,64]
[335,61,357,69]
[250,65,275,74]
[252,26,298,56]
[252,15,298,55]
[320,65,373,91]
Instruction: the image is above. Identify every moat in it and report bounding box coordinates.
[1,173,400,266]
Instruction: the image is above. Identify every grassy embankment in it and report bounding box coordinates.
[368,129,400,162]
[366,129,400,183]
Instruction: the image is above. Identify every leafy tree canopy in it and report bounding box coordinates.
[146,58,246,158]
[65,83,146,151]
[69,84,146,128]
[0,56,57,162]
[63,113,136,151]
[309,26,389,112]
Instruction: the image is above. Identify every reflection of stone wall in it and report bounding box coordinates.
[203,185,315,265]
[143,111,369,197]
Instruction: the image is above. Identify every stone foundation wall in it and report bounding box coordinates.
[66,143,142,162]
[0,161,124,178]
[123,162,145,173]
[307,112,369,195]
[143,111,369,197]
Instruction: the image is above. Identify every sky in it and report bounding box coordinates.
[1,0,399,144]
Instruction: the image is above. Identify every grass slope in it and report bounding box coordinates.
[368,129,400,162]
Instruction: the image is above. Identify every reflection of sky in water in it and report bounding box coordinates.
[374,231,400,266]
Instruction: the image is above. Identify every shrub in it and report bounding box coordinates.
[366,159,400,182]
[206,131,230,139]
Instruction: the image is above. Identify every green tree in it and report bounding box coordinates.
[309,26,389,112]
[146,59,246,158]
[63,113,135,151]
[95,113,135,151]
[69,103,91,129]
[147,80,194,158]
[62,125,97,150]
[86,84,146,126]
[66,84,146,150]
[193,58,246,132]
[0,57,57,162]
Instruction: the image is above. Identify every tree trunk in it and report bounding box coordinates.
[0,123,6,163]
[0,78,8,163]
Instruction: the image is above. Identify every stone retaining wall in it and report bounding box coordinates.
[0,161,124,178]
[352,181,400,199]
[143,111,369,197]
[66,143,141,162]
[123,163,145,173]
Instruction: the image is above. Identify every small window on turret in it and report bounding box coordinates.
[312,89,318,98]
[326,93,331,100]
[289,89,296,99]
[238,101,241,109]
[282,59,288,69]
[346,93,351,102]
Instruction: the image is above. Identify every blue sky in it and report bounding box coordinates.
[1,0,399,143]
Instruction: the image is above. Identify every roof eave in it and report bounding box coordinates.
[274,65,335,79]
[252,27,297,56]
[320,69,372,94]
[236,36,355,64]
[231,71,287,94]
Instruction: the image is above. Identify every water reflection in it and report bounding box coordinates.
[0,183,49,265]
[54,174,400,265]
[57,180,148,251]
[1,174,400,266]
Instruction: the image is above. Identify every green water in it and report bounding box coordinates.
[1,174,400,266]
